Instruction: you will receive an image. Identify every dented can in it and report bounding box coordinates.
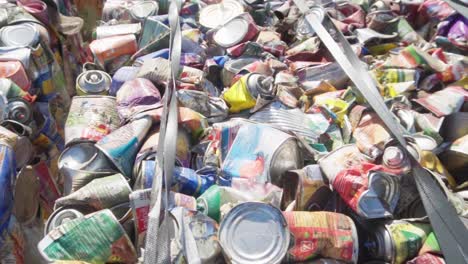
[64,96,121,146]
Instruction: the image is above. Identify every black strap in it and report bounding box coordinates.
[292,2,468,263]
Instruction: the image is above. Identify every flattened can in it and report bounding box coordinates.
[365,220,432,264]
[64,96,121,146]
[283,211,359,263]
[0,61,31,92]
[76,70,111,95]
[218,202,290,264]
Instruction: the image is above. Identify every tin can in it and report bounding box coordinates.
[221,57,259,87]
[17,0,49,25]
[129,1,158,22]
[138,16,170,49]
[64,96,121,146]
[0,61,31,91]
[283,211,359,263]
[218,202,290,264]
[333,163,400,219]
[0,23,40,47]
[89,34,138,67]
[439,134,468,184]
[95,23,142,39]
[38,209,137,263]
[221,122,302,186]
[296,62,349,91]
[212,13,259,48]
[76,70,112,95]
[116,78,162,120]
[44,207,84,235]
[58,142,117,195]
[54,174,131,211]
[408,253,445,264]
[198,0,244,29]
[365,220,432,264]
[96,116,152,177]
[281,164,332,211]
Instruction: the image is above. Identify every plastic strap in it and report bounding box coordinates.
[292,1,468,263]
[144,1,182,263]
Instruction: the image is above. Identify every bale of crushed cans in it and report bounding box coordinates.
[0,0,467,263]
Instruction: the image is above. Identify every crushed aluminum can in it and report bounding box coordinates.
[54,174,131,212]
[283,211,359,263]
[281,164,332,211]
[318,144,367,183]
[169,207,222,264]
[75,70,112,95]
[0,125,32,168]
[218,202,289,264]
[116,78,162,121]
[96,116,152,177]
[332,163,400,219]
[0,61,31,92]
[64,96,121,146]
[38,209,137,263]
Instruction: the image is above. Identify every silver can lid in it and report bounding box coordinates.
[219,202,289,264]
[7,98,32,124]
[45,208,84,235]
[130,1,159,21]
[77,70,111,94]
[383,146,405,168]
[213,17,249,48]
[0,23,39,47]
[199,0,244,29]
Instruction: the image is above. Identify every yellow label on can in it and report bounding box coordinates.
[388,221,431,264]
[222,75,256,113]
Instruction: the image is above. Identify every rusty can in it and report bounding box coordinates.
[0,61,31,92]
[89,34,138,68]
[218,202,290,264]
[64,96,121,146]
[283,211,359,263]
[76,70,112,95]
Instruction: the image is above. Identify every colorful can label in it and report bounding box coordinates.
[283,211,359,263]
[65,96,121,146]
[387,220,432,264]
[38,209,137,263]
